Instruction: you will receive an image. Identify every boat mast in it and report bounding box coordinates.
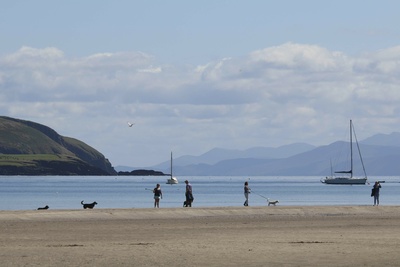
[170,152,173,179]
[350,120,353,178]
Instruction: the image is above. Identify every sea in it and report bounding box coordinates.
[0,176,398,210]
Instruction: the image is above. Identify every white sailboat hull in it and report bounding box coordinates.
[321,177,367,185]
[166,177,178,184]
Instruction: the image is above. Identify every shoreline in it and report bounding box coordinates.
[0,205,399,219]
[0,204,400,216]
[1,206,399,266]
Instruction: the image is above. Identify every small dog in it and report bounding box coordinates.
[37,205,49,210]
[81,200,97,209]
[267,198,279,206]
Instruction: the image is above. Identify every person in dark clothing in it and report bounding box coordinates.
[373,181,381,206]
[244,181,251,206]
[184,180,193,207]
[153,183,162,208]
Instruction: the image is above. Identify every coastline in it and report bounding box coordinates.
[0,205,399,220]
[1,206,399,266]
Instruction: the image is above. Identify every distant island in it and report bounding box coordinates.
[0,116,114,175]
[0,116,167,176]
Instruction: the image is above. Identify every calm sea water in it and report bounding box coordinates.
[0,176,398,210]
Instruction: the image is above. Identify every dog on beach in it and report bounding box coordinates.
[183,200,193,207]
[81,201,97,209]
[37,205,49,210]
[267,198,279,206]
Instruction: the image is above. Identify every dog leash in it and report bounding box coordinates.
[251,191,269,200]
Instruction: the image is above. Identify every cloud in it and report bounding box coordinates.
[1,43,400,166]
[249,42,350,71]
[5,46,64,63]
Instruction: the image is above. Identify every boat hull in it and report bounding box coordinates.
[166,177,178,185]
[321,177,367,185]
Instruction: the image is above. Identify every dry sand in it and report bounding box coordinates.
[0,206,399,267]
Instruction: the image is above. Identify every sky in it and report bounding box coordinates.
[1,0,400,167]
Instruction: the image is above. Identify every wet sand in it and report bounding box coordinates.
[0,206,399,266]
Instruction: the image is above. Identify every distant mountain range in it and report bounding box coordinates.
[4,115,400,176]
[117,132,400,176]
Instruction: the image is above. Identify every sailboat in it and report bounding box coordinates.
[321,120,368,185]
[166,152,178,185]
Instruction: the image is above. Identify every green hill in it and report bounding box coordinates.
[0,116,116,175]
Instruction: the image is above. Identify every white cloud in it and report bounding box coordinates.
[2,44,400,166]
[5,46,64,62]
[249,42,350,71]
[138,66,162,73]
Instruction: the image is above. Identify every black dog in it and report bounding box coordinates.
[81,200,97,209]
[183,201,192,207]
[37,205,49,210]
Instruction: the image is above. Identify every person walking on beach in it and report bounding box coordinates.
[153,183,162,208]
[184,180,193,207]
[244,181,251,206]
[372,181,381,206]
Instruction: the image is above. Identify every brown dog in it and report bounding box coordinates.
[81,201,97,209]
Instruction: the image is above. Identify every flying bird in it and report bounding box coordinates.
[127,122,135,127]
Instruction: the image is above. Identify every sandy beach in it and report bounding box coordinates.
[1,206,399,266]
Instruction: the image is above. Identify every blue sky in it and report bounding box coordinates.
[3,1,399,62]
[1,0,400,167]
